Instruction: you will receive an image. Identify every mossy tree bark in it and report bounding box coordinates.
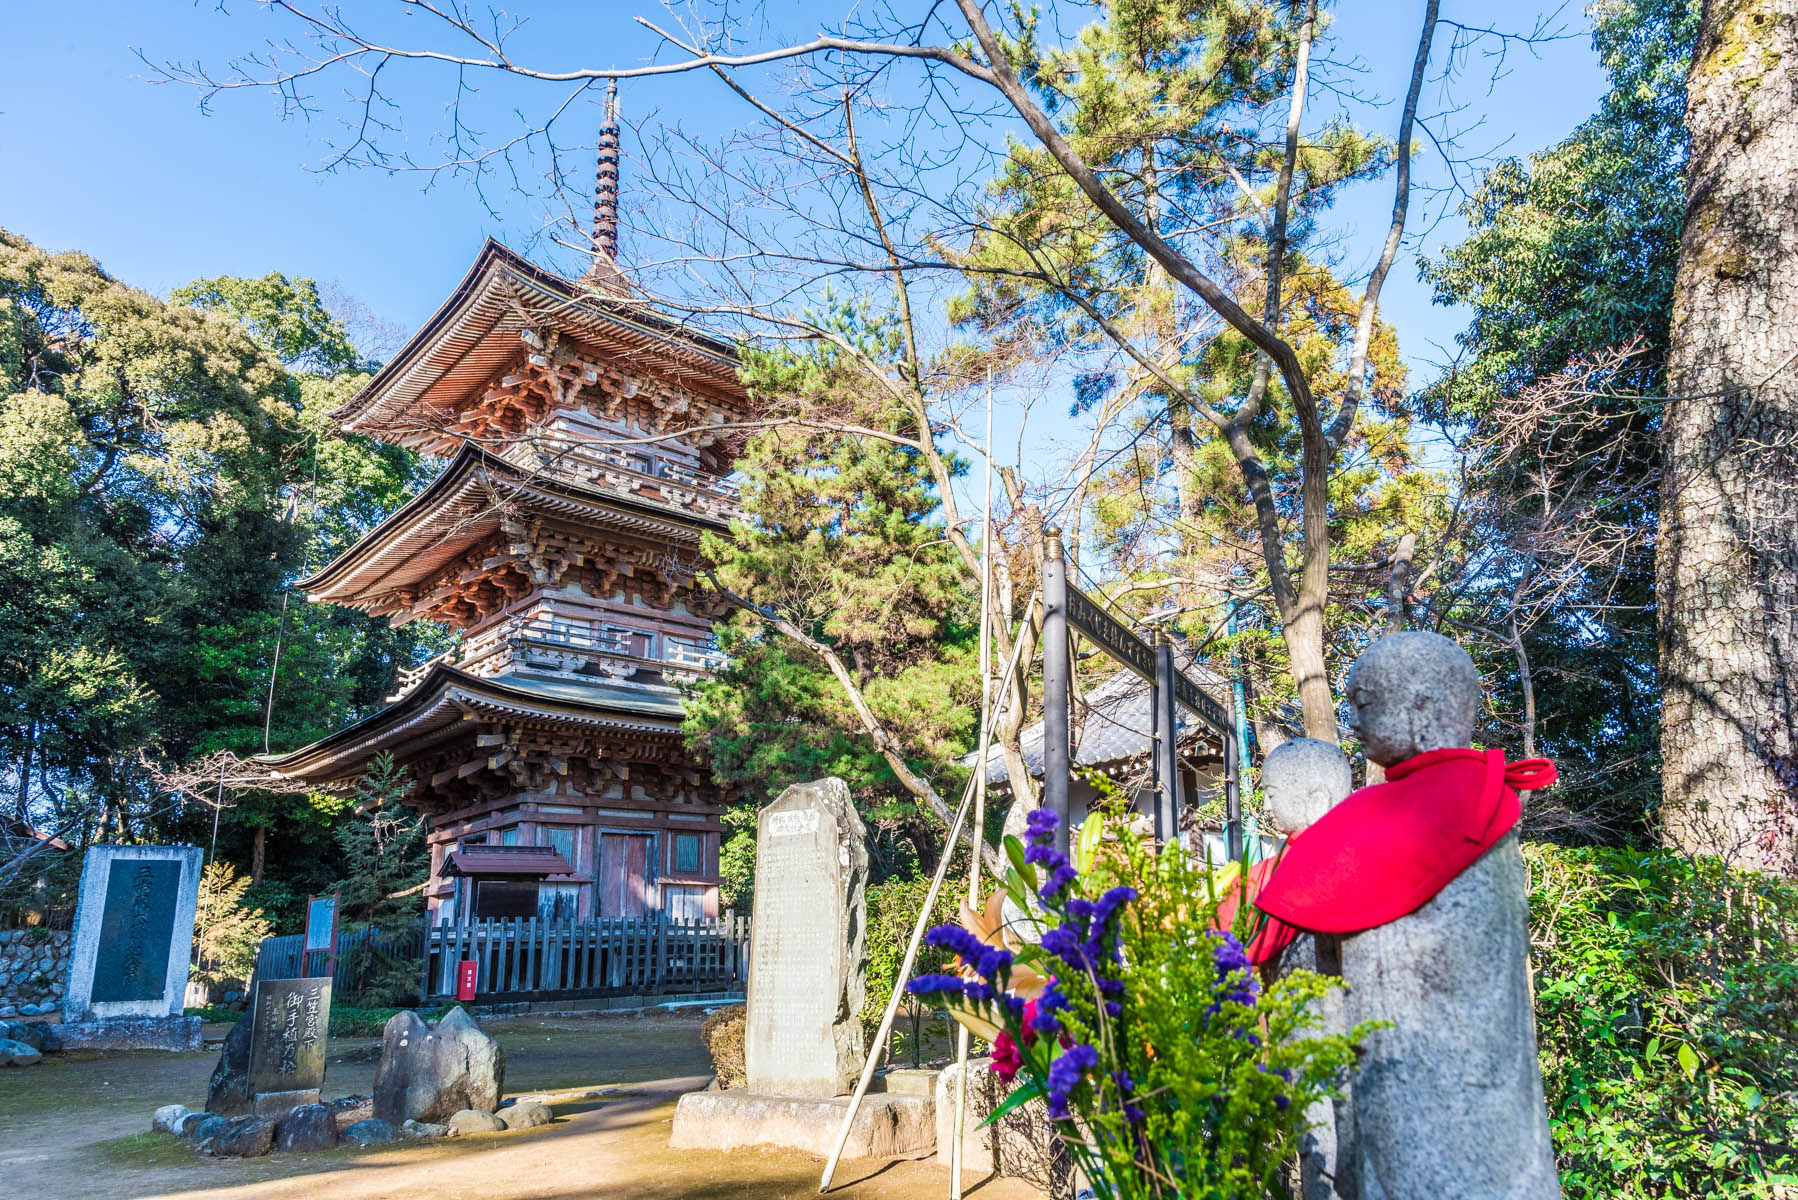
[1659,0,1798,871]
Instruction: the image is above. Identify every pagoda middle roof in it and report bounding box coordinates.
[299,442,726,612]
[333,239,749,447]
[255,661,686,791]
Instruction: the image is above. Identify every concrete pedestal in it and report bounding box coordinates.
[669,1089,936,1159]
[49,1015,202,1051]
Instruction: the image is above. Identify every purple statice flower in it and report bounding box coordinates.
[908,973,967,998]
[1038,861,1079,902]
[923,924,1012,982]
[1258,1064,1293,1113]
[1209,931,1259,1010]
[1046,1042,1099,1119]
[1040,926,1089,968]
[1025,807,1059,843]
[1110,1070,1146,1125]
[1032,979,1067,1037]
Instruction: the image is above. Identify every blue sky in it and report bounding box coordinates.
[1,1,1607,417]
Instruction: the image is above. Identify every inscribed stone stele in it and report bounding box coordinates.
[743,778,868,1098]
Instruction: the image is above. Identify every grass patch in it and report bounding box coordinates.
[91,1131,196,1169]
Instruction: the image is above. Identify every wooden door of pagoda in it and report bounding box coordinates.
[597,833,654,917]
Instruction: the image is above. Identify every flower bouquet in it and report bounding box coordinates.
[910,808,1371,1199]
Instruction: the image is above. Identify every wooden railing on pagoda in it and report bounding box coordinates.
[419,911,750,1004]
[499,435,743,521]
[388,617,727,699]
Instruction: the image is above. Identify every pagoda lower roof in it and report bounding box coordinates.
[333,239,748,447]
[298,442,722,610]
[255,662,686,792]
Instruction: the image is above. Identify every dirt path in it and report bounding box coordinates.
[0,1010,1039,1200]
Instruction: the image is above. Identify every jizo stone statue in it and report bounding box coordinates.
[1339,632,1560,1199]
[1261,738,1354,1200]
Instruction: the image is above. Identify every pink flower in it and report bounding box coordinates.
[990,1030,1022,1083]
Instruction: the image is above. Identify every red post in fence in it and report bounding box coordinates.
[457,958,479,1003]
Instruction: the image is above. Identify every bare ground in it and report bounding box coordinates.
[0,1009,1039,1200]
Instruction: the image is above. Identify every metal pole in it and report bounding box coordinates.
[1224,710,1243,862]
[1153,630,1180,846]
[1225,598,1255,860]
[1041,528,1071,858]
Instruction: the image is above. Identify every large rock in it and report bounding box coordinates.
[2,1021,59,1053]
[341,1118,398,1146]
[329,1095,373,1132]
[177,1112,211,1137]
[447,1108,506,1135]
[372,1007,506,1125]
[744,778,869,1098]
[403,1119,452,1139]
[189,1115,228,1145]
[0,1037,42,1066]
[206,1015,253,1115]
[151,1103,191,1134]
[274,1103,338,1153]
[499,1100,554,1130]
[211,1115,276,1158]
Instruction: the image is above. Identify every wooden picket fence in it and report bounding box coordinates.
[253,924,425,1002]
[419,912,752,1003]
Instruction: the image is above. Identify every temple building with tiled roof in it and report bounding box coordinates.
[261,94,748,924]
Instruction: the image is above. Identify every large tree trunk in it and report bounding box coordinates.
[1659,0,1798,872]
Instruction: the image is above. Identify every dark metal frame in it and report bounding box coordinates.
[1040,528,1243,858]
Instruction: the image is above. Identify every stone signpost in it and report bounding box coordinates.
[248,976,332,1114]
[60,844,203,1050]
[743,777,870,1099]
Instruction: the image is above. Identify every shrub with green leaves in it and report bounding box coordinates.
[1527,845,1798,1196]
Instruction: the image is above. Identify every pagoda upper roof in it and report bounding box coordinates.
[299,441,729,615]
[255,660,685,791]
[333,239,749,450]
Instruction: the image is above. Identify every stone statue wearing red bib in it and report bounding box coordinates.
[1256,632,1561,1200]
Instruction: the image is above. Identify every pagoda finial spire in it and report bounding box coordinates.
[590,80,622,268]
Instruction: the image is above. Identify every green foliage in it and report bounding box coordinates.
[862,871,964,1023]
[686,302,979,881]
[717,805,757,912]
[191,859,273,987]
[0,229,443,930]
[171,273,361,376]
[330,754,428,1006]
[1527,844,1798,1196]
[1417,0,1699,833]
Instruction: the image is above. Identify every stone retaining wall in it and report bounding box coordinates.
[0,927,70,1018]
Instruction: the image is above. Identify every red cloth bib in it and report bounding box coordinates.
[1214,857,1302,966]
[1253,747,1555,935]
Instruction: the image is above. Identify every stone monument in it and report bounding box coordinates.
[1339,632,1559,1199]
[672,778,934,1158]
[58,844,203,1051]
[743,776,869,1098]
[247,977,332,1114]
[1261,737,1354,1200]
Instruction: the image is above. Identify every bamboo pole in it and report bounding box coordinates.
[950,377,998,1199]
[819,594,1037,1194]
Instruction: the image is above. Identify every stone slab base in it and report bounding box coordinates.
[253,1089,321,1116]
[669,1089,935,1159]
[49,1016,202,1052]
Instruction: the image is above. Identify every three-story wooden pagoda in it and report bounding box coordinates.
[262,102,749,924]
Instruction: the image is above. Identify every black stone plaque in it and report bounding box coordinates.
[248,977,331,1095]
[90,860,181,1003]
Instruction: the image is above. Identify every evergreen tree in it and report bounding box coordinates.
[330,753,427,1004]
